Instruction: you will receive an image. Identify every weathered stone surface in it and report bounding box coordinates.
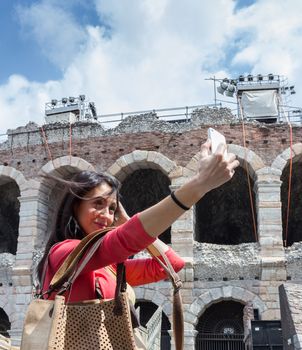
[194,242,261,280]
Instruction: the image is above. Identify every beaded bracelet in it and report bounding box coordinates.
[170,191,190,211]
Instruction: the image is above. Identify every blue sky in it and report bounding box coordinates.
[0,0,301,133]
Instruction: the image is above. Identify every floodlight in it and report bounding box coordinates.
[62,97,68,104]
[217,81,229,95]
[79,94,86,101]
[225,84,236,97]
[257,74,263,81]
[51,99,57,106]
[268,73,274,80]
[69,97,75,103]
[291,90,296,95]
[247,74,253,82]
[290,86,295,90]
[238,75,244,82]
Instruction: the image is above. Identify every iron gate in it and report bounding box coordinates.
[196,333,245,350]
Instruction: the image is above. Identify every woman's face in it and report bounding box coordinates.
[74,182,117,235]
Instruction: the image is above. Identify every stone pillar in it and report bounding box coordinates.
[169,182,194,284]
[168,329,197,350]
[11,181,41,345]
[255,169,286,282]
[243,302,254,349]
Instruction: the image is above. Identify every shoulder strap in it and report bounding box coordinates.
[48,227,114,291]
[147,244,184,350]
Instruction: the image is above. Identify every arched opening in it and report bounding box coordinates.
[120,169,171,243]
[195,167,257,244]
[195,300,245,349]
[0,308,10,338]
[135,300,171,350]
[281,158,302,246]
[0,177,20,254]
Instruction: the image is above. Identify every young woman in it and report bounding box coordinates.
[37,141,239,302]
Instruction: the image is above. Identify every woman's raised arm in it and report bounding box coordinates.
[139,141,239,237]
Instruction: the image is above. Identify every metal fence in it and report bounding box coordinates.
[95,103,220,129]
[195,333,245,350]
[1,102,301,142]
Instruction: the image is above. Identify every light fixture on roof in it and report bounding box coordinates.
[290,86,296,94]
[217,78,237,97]
[69,97,75,103]
[257,74,263,81]
[62,97,68,104]
[79,94,86,102]
[268,73,274,80]
[51,99,57,106]
[216,80,229,95]
[247,74,253,82]
[225,84,236,97]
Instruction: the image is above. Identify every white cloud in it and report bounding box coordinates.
[1,0,302,133]
[16,1,87,70]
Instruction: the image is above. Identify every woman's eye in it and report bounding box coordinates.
[94,201,104,209]
[109,207,116,213]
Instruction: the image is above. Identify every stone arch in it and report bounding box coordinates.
[34,156,95,251]
[134,286,172,318]
[40,156,94,177]
[272,143,302,245]
[185,286,267,327]
[185,144,264,181]
[191,144,262,244]
[0,166,27,190]
[107,150,177,181]
[271,143,302,172]
[108,151,177,244]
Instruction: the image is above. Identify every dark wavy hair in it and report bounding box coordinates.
[36,170,121,285]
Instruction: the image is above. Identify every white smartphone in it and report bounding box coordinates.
[207,128,227,155]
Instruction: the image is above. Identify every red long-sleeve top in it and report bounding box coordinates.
[42,214,185,302]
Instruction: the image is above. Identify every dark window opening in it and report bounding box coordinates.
[195,167,257,244]
[281,159,302,246]
[135,300,171,350]
[121,169,171,244]
[0,308,11,338]
[196,301,245,349]
[0,180,20,254]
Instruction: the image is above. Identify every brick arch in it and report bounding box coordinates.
[185,144,265,181]
[34,156,95,249]
[185,286,267,327]
[107,151,177,182]
[271,143,302,172]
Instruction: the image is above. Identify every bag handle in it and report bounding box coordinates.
[48,227,114,291]
[146,244,184,350]
[44,227,184,349]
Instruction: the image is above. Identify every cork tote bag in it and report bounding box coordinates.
[20,228,138,350]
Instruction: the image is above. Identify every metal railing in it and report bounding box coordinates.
[195,333,245,350]
[94,103,224,129]
[1,101,301,142]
